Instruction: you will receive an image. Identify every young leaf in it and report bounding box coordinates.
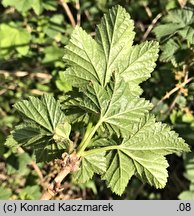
[66,73,153,137]
[63,6,158,89]
[61,5,190,195]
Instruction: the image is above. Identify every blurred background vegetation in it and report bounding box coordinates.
[0,0,194,200]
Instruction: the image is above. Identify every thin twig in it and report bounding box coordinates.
[164,92,180,117]
[143,3,152,18]
[59,0,76,27]
[84,10,91,22]
[30,161,44,180]
[178,0,188,8]
[165,65,190,114]
[17,147,44,181]
[75,0,81,26]
[0,89,7,96]
[155,77,194,108]
[142,13,162,41]
[0,85,16,96]
[0,70,52,79]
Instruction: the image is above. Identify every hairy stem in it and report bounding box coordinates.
[40,152,79,200]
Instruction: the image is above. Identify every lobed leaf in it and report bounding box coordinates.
[6,95,69,162]
[102,115,190,194]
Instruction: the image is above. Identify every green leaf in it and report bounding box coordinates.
[160,39,179,62]
[74,152,106,183]
[66,73,152,137]
[153,23,181,41]
[14,95,65,133]
[63,5,158,137]
[165,8,194,26]
[2,0,33,13]
[63,26,106,86]
[43,14,65,40]
[6,95,70,162]
[2,0,44,14]
[5,135,19,152]
[102,150,135,195]
[95,5,135,86]
[179,26,194,44]
[19,185,41,200]
[102,115,190,195]
[32,0,44,15]
[119,41,159,84]
[153,7,194,41]
[63,6,158,88]
[42,0,57,11]
[0,23,31,56]
[42,46,64,64]
[179,190,194,200]
[6,152,31,176]
[56,72,72,93]
[62,6,189,195]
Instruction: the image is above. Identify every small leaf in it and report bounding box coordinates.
[19,185,41,200]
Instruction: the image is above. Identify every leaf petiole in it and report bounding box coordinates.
[80,145,121,157]
[77,119,103,157]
